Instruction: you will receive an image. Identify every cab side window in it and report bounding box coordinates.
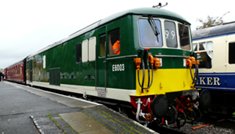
[178,24,190,50]
[109,29,120,56]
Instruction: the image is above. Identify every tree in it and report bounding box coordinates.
[196,11,230,30]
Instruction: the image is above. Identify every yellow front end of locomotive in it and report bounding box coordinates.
[135,68,195,96]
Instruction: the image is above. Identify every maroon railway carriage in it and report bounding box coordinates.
[4,59,26,84]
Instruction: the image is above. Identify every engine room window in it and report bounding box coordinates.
[195,41,213,68]
[178,24,191,50]
[88,37,96,61]
[99,34,106,57]
[229,42,235,64]
[138,18,163,48]
[82,40,89,62]
[109,29,120,56]
[164,21,177,48]
[76,44,82,62]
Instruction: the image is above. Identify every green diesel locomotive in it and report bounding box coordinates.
[25,8,199,127]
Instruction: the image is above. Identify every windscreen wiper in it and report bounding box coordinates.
[148,16,160,42]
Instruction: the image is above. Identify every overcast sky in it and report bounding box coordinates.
[0,0,234,69]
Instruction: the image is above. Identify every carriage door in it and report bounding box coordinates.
[28,59,33,82]
[96,27,107,97]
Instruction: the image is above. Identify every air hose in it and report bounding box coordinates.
[188,56,199,85]
[137,50,154,92]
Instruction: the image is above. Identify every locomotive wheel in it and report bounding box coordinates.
[165,105,178,125]
[184,108,200,122]
[176,111,186,128]
[151,95,168,118]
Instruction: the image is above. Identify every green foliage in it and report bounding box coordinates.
[196,11,230,29]
[197,16,223,29]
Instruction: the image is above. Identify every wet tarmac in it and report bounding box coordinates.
[0,81,81,134]
[0,81,155,134]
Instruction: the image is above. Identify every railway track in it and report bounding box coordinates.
[179,113,235,134]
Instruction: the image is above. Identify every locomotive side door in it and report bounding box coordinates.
[96,27,107,97]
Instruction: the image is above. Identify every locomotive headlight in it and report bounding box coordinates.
[183,59,187,67]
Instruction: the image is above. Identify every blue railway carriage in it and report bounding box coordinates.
[192,22,235,113]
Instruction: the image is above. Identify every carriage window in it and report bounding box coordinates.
[99,34,106,57]
[195,41,213,68]
[229,42,235,64]
[193,43,197,51]
[43,55,46,69]
[76,44,82,62]
[165,21,177,48]
[138,18,163,47]
[178,24,191,50]
[109,29,120,56]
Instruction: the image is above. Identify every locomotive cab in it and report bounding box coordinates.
[130,9,200,126]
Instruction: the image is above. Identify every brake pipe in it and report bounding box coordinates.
[136,98,148,124]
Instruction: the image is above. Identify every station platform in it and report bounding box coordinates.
[0,81,156,134]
